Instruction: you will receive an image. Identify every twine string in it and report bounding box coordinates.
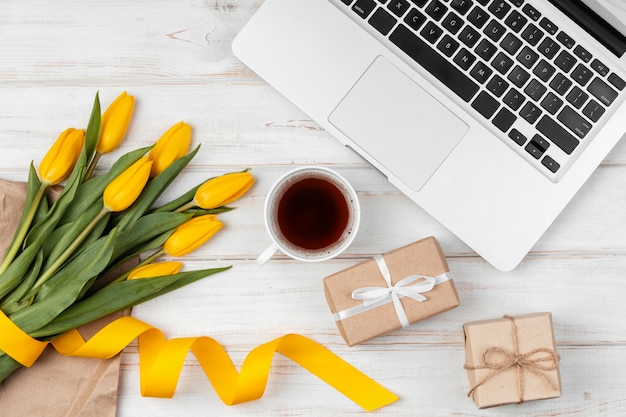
[464,315,559,403]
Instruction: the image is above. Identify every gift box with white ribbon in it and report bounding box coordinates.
[323,237,460,346]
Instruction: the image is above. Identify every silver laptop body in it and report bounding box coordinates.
[233,0,626,271]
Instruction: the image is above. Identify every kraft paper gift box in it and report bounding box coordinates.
[323,236,460,346]
[463,312,562,409]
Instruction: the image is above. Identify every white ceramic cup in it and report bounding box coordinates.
[256,166,360,265]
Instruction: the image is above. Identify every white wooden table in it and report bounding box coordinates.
[1,1,625,416]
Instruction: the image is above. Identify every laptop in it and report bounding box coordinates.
[232,0,626,271]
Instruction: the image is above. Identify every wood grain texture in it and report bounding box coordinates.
[1,0,625,416]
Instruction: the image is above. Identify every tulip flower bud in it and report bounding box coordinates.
[148,121,192,177]
[97,91,135,154]
[38,127,85,185]
[193,172,254,209]
[128,262,183,280]
[103,156,152,212]
[163,215,223,257]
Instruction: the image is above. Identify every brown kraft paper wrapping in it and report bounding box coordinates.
[324,236,460,346]
[463,312,562,409]
[0,179,130,417]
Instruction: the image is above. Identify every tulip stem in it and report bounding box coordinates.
[28,207,110,297]
[109,249,165,285]
[84,151,102,182]
[174,201,196,213]
[0,183,48,276]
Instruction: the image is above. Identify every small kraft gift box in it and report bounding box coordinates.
[463,312,562,409]
[323,236,460,346]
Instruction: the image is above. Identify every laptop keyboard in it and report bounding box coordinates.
[338,0,625,180]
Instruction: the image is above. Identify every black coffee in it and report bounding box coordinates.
[277,177,349,250]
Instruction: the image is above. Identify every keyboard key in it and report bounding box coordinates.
[521,3,540,21]
[453,48,477,70]
[520,23,543,46]
[507,0,524,7]
[352,0,377,18]
[537,37,560,59]
[342,0,354,5]
[566,86,588,109]
[500,33,523,55]
[410,0,428,6]
[450,0,473,15]
[517,46,539,68]
[405,8,427,30]
[508,65,530,87]
[531,134,550,152]
[484,20,506,42]
[520,101,542,123]
[525,141,544,159]
[556,31,575,49]
[536,115,579,154]
[442,11,464,34]
[541,92,563,115]
[472,90,500,118]
[388,0,411,16]
[437,34,460,56]
[492,107,517,131]
[467,6,489,28]
[504,10,527,33]
[590,59,609,77]
[554,50,576,73]
[539,17,558,35]
[587,77,618,107]
[488,1,511,19]
[475,38,498,60]
[458,25,480,47]
[573,45,592,63]
[508,128,527,145]
[487,74,509,96]
[369,8,398,35]
[571,64,593,86]
[503,87,525,110]
[608,73,626,91]
[525,78,547,101]
[475,0,490,5]
[470,61,493,83]
[549,73,572,95]
[492,52,514,74]
[425,0,448,20]
[389,25,480,101]
[558,106,592,138]
[533,59,555,82]
[541,155,560,173]
[582,99,605,122]
[421,21,444,43]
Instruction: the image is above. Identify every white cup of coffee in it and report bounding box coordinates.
[256,166,360,265]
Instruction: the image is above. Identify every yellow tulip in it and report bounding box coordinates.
[103,156,152,212]
[38,128,85,185]
[148,121,192,177]
[193,172,255,209]
[163,215,223,257]
[97,91,135,154]
[128,262,183,280]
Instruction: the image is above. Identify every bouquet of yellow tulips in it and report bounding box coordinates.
[0,92,254,383]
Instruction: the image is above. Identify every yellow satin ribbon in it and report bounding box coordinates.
[1,311,398,411]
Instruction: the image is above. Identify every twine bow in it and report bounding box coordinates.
[464,315,560,403]
[333,254,449,326]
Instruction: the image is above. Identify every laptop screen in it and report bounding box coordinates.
[583,0,626,37]
[548,0,626,57]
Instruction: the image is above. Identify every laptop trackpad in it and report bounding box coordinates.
[329,56,469,192]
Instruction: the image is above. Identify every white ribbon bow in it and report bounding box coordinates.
[332,254,450,327]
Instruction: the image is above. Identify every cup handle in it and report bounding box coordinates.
[256,242,279,265]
